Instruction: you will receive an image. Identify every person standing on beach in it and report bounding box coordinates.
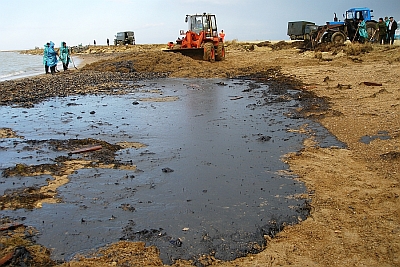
[94,40,96,46]
[388,17,398,45]
[107,38,109,46]
[46,41,58,74]
[59,42,71,71]
[219,29,225,42]
[384,17,390,44]
[376,18,387,45]
[43,42,50,74]
[358,19,368,44]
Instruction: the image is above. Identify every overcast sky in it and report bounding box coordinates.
[0,0,399,51]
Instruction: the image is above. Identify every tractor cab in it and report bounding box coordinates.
[344,8,376,42]
[186,13,218,37]
[345,8,373,22]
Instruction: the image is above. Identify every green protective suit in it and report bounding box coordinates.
[358,21,368,39]
[59,42,70,65]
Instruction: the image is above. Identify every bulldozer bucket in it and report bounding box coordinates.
[163,48,204,60]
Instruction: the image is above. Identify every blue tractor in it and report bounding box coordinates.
[310,7,377,47]
[343,8,377,42]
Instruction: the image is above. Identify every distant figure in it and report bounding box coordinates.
[107,38,109,46]
[384,17,390,44]
[219,29,225,42]
[59,42,71,71]
[376,18,387,45]
[94,40,96,46]
[358,19,368,43]
[46,41,58,74]
[43,42,50,74]
[334,13,338,22]
[388,17,398,45]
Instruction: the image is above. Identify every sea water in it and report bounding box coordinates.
[0,51,80,81]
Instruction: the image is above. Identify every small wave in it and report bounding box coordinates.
[0,70,26,80]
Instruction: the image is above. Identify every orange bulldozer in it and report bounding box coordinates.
[165,13,225,62]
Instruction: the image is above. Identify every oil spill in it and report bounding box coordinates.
[359,130,391,144]
[0,78,344,264]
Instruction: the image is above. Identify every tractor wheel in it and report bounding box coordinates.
[215,42,225,61]
[322,33,331,43]
[331,32,346,44]
[203,43,215,62]
[366,21,378,42]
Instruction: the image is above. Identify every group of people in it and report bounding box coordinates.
[357,16,397,45]
[376,17,398,45]
[43,41,71,74]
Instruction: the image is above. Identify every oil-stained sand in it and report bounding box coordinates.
[1,42,399,266]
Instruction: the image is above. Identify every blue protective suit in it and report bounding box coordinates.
[46,41,58,67]
[43,43,49,65]
[358,20,368,39]
[59,42,70,65]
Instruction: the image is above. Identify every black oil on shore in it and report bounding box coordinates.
[0,78,344,264]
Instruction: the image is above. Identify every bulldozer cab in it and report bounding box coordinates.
[186,13,218,37]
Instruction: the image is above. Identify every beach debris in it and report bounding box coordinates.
[169,238,182,247]
[336,83,351,89]
[69,145,103,154]
[162,167,174,173]
[362,81,382,86]
[0,222,24,231]
[380,151,400,160]
[0,251,14,266]
[0,246,32,266]
[215,82,227,86]
[230,96,243,100]
[257,135,272,142]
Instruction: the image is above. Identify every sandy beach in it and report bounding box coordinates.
[1,41,400,266]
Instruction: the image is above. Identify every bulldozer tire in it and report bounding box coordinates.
[203,43,215,62]
[215,42,225,61]
[331,32,346,44]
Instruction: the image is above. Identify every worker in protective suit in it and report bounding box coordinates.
[43,42,50,74]
[59,41,71,71]
[358,19,368,43]
[46,41,58,74]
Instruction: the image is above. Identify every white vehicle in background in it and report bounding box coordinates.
[395,29,400,40]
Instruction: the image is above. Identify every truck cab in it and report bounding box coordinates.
[114,31,135,45]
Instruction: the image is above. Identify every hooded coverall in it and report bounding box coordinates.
[46,41,58,74]
[43,43,50,74]
[59,42,71,71]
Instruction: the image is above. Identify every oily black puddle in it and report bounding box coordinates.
[0,78,345,264]
[359,130,391,144]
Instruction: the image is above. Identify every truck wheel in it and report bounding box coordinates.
[215,42,225,61]
[203,43,215,62]
[331,32,346,44]
[366,21,377,42]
